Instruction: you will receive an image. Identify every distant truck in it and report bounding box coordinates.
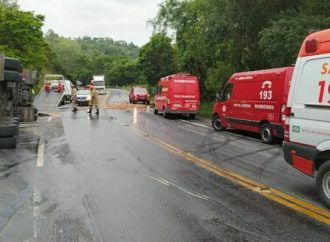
[283,29,330,207]
[154,73,200,119]
[212,67,293,144]
[92,75,106,95]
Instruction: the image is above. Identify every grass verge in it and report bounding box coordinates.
[199,102,213,119]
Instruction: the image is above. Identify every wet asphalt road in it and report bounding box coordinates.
[0,89,329,241]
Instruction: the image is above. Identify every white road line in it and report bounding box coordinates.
[145,174,211,200]
[180,119,211,130]
[47,117,52,122]
[145,174,170,186]
[36,142,45,167]
[33,191,42,238]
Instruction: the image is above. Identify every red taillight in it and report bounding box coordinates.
[284,106,292,142]
[305,39,318,53]
[284,106,292,117]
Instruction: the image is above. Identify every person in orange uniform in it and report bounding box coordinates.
[87,85,99,115]
[57,81,63,93]
[45,81,51,93]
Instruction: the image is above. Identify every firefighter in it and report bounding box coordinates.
[45,81,51,93]
[57,81,63,93]
[87,85,99,114]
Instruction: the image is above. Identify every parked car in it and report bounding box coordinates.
[212,67,293,144]
[283,29,330,207]
[154,73,200,119]
[76,89,91,106]
[129,87,150,104]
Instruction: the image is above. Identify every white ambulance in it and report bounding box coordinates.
[283,29,330,207]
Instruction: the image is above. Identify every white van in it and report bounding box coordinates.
[283,29,330,207]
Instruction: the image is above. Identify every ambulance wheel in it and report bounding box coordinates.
[316,161,330,208]
[212,115,225,131]
[154,108,158,115]
[260,123,273,144]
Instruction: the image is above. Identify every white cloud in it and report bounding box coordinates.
[18,0,163,46]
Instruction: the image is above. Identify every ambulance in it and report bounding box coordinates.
[154,73,200,119]
[212,67,293,144]
[283,29,330,207]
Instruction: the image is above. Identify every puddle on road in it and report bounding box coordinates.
[0,136,38,179]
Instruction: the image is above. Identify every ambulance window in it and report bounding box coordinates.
[222,83,233,101]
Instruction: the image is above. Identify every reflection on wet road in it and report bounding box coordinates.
[0,89,329,241]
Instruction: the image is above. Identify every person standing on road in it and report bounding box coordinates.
[71,84,78,112]
[87,85,99,115]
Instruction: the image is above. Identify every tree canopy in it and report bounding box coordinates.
[1,0,330,96]
[45,30,140,85]
[138,33,176,86]
[0,3,48,70]
[149,0,330,98]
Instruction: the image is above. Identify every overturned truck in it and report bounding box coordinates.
[0,55,37,149]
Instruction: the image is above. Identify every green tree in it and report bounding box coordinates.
[106,58,142,86]
[0,0,18,8]
[0,4,48,70]
[259,12,330,67]
[138,33,176,86]
[151,0,320,98]
[45,31,140,83]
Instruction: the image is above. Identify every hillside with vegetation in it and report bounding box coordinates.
[1,0,330,96]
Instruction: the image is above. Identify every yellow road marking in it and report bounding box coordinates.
[48,112,60,118]
[129,126,330,225]
[36,142,45,168]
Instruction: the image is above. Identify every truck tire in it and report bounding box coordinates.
[316,160,330,208]
[260,123,273,144]
[4,57,21,71]
[0,136,17,149]
[189,114,196,120]
[4,70,21,82]
[212,115,225,131]
[0,124,18,137]
[0,118,19,124]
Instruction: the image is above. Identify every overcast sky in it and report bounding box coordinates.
[18,0,163,46]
